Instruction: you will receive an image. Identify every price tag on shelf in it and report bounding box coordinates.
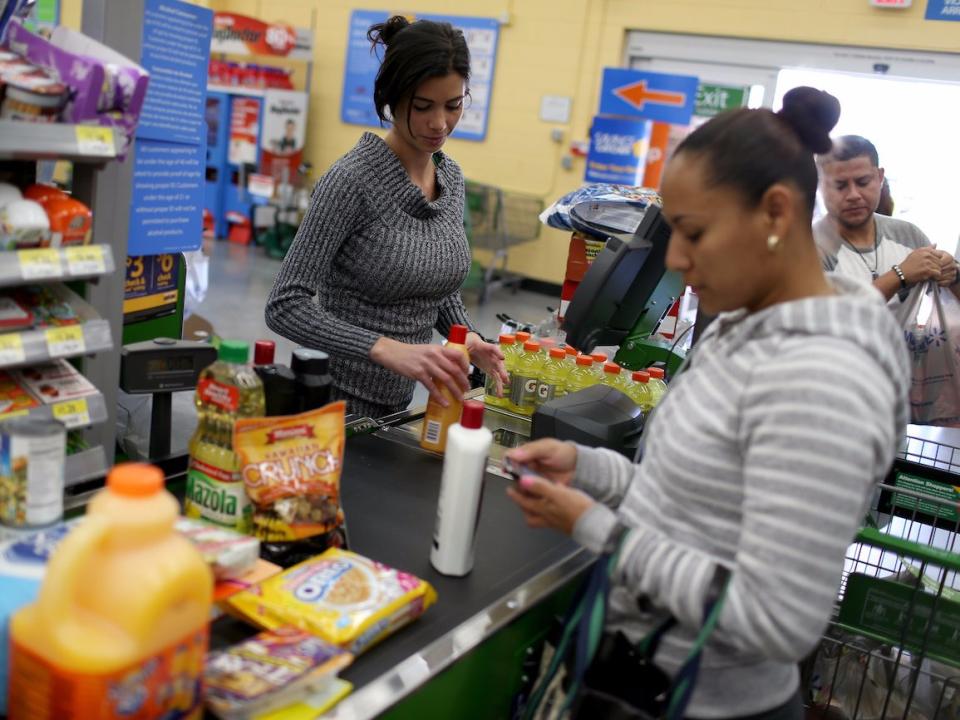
[18,248,62,280]
[75,126,115,156]
[0,409,29,421]
[45,326,85,358]
[0,333,26,366]
[52,398,91,428]
[65,246,106,276]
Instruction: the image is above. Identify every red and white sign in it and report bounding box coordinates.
[869,0,912,6]
[259,90,308,181]
[211,13,314,61]
[229,97,260,166]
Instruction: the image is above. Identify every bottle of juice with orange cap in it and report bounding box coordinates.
[8,463,213,720]
[647,367,668,407]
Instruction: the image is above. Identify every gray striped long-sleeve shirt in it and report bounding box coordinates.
[571,273,909,718]
[265,132,474,412]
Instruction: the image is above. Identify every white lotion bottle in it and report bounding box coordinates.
[430,400,493,576]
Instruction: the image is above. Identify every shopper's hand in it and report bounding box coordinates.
[900,247,942,286]
[466,332,508,396]
[507,475,594,535]
[505,438,578,487]
[370,337,469,407]
[935,250,958,287]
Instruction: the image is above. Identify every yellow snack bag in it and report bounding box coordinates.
[234,402,346,543]
[225,549,437,655]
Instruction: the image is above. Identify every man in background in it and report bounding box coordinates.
[814,135,958,306]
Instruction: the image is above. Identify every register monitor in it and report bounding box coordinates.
[562,203,672,354]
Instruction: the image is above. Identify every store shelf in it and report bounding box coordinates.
[0,285,113,370]
[207,84,266,98]
[0,121,119,162]
[65,445,108,488]
[0,391,108,430]
[0,245,115,288]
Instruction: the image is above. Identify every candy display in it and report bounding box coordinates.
[226,549,438,655]
[204,626,351,720]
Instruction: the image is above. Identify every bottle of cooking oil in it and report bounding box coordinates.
[565,355,599,394]
[536,347,570,406]
[590,352,608,381]
[646,367,668,407]
[628,370,653,412]
[509,341,545,416]
[186,340,265,533]
[484,334,517,409]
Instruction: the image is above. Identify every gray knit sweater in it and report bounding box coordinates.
[265,132,474,413]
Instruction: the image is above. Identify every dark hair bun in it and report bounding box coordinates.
[777,87,841,154]
[367,15,410,49]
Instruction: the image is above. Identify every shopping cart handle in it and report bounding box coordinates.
[856,527,960,573]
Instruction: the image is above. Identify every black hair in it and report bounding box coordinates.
[674,87,841,216]
[819,134,879,167]
[367,16,470,131]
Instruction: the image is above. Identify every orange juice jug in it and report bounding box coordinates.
[420,324,470,453]
[8,464,213,720]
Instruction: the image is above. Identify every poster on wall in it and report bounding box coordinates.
[229,97,261,166]
[259,90,308,180]
[341,9,499,141]
[926,0,960,20]
[211,12,313,59]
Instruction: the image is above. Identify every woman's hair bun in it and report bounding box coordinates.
[777,86,841,154]
[367,15,410,49]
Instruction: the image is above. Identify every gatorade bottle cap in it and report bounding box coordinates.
[648,367,665,379]
[291,348,330,375]
[524,341,541,353]
[448,324,468,344]
[499,334,516,345]
[515,331,532,343]
[591,353,608,363]
[576,355,594,366]
[219,340,249,364]
[108,463,163,497]
[603,362,621,374]
[564,346,578,356]
[549,348,566,359]
[254,340,275,365]
[460,399,484,429]
[632,371,650,383]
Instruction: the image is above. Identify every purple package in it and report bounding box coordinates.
[5,20,102,122]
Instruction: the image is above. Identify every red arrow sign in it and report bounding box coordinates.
[613,81,687,111]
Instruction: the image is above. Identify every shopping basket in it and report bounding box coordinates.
[464,180,543,304]
[805,431,960,720]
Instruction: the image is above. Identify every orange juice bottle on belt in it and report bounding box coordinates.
[421,324,470,453]
[8,464,213,720]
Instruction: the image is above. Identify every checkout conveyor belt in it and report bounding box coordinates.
[213,425,592,719]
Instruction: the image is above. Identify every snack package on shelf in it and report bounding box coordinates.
[204,626,352,720]
[0,370,40,416]
[234,403,347,558]
[226,549,438,655]
[0,295,33,330]
[15,359,97,404]
[0,199,49,248]
[6,285,80,327]
[175,516,260,580]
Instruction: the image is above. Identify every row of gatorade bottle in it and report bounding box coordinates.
[484,331,667,416]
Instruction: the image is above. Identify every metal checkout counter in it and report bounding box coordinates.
[62,202,683,718]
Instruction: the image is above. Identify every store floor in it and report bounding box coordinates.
[118,239,558,460]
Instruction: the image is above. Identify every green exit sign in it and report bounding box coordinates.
[695,84,749,118]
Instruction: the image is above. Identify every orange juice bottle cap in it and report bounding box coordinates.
[108,463,164,497]
[603,362,621,374]
[524,341,541,353]
[549,348,566,359]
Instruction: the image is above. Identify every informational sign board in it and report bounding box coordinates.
[211,12,313,60]
[124,254,181,324]
[341,10,499,141]
[259,89,308,180]
[599,68,699,127]
[585,116,651,185]
[926,0,960,20]
[694,84,749,118]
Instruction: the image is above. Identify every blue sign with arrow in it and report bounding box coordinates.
[599,68,699,126]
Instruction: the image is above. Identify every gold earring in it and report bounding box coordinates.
[767,234,780,252]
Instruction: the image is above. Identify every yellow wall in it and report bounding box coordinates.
[61,0,958,283]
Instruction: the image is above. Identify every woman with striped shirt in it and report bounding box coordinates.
[506,87,910,719]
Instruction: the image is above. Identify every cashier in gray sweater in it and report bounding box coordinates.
[265,16,506,419]
[508,88,909,720]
